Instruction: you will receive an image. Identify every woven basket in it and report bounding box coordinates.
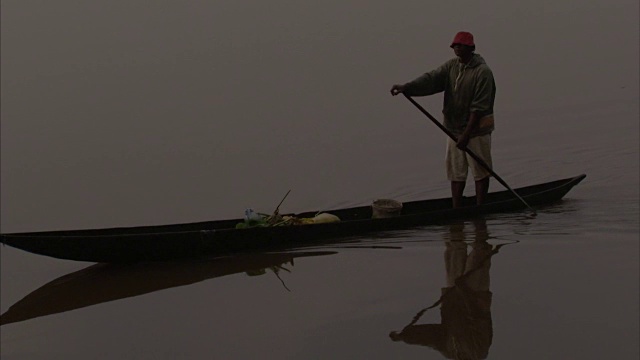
[372,199,403,219]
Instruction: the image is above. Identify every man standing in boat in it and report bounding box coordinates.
[390,31,496,208]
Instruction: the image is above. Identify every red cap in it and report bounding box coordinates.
[450,31,475,48]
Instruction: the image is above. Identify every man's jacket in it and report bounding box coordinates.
[404,53,496,137]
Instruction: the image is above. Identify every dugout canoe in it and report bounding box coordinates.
[0,174,586,263]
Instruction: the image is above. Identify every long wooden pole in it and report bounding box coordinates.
[403,94,536,214]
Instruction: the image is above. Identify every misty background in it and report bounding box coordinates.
[2,1,638,232]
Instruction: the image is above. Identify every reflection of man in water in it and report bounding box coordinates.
[390,219,493,360]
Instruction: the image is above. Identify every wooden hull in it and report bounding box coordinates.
[0,175,586,263]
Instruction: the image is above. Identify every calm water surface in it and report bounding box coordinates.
[1,1,638,359]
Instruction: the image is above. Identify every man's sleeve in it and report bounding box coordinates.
[403,62,449,96]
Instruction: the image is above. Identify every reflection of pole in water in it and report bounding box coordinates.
[442,219,493,359]
[390,218,497,360]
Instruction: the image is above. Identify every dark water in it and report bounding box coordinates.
[1,1,638,359]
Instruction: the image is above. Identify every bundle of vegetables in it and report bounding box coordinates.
[235,209,276,229]
[235,191,340,229]
[235,211,340,229]
[282,213,341,225]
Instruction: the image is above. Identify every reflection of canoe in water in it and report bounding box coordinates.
[0,251,335,326]
[0,175,586,263]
